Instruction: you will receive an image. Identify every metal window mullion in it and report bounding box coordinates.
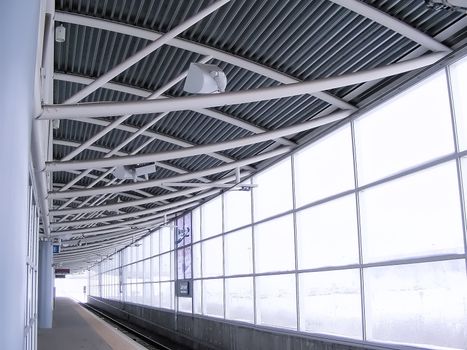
[190,214,194,314]
[200,206,204,315]
[98,261,102,298]
[27,186,32,259]
[173,225,178,326]
[251,177,257,325]
[351,119,367,341]
[146,148,466,253]
[33,208,39,332]
[291,155,300,331]
[445,66,467,274]
[222,194,226,320]
[158,228,162,307]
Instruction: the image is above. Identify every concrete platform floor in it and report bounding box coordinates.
[38,297,147,350]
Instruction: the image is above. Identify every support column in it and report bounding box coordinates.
[38,241,54,328]
[0,0,40,349]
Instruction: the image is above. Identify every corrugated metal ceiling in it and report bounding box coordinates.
[50,0,466,263]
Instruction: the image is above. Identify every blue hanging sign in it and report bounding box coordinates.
[52,244,61,254]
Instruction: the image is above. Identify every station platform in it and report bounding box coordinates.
[38,297,147,350]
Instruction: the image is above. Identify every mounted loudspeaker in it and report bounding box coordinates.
[425,0,467,12]
[183,63,227,94]
[113,163,156,182]
[55,24,66,42]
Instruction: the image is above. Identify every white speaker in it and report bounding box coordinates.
[55,24,66,43]
[183,63,227,94]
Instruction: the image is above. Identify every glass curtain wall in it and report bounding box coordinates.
[25,182,40,350]
[89,57,467,350]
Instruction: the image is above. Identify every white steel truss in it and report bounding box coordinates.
[40,0,464,266]
[40,52,445,120]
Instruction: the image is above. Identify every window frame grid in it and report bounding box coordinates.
[446,65,467,275]
[88,57,467,350]
[350,119,367,341]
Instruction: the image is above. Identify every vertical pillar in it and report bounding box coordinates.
[0,0,41,349]
[38,241,53,328]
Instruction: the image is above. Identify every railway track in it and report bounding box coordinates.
[80,302,187,350]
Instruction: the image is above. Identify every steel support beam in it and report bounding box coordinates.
[51,173,245,216]
[61,0,231,104]
[329,16,467,111]
[49,147,290,199]
[51,201,198,236]
[160,182,234,188]
[51,189,219,229]
[329,0,450,53]
[54,11,355,110]
[53,140,209,182]
[72,116,251,167]
[47,110,350,172]
[55,138,156,214]
[63,228,152,246]
[40,52,445,120]
[53,72,297,147]
[61,55,211,162]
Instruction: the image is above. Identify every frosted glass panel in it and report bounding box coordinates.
[123,249,130,265]
[360,162,464,263]
[135,244,143,262]
[143,283,151,306]
[143,236,151,259]
[178,297,192,313]
[136,261,144,283]
[365,260,467,349]
[152,283,160,307]
[299,269,362,339]
[150,256,159,282]
[253,158,293,221]
[255,215,295,273]
[122,266,129,284]
[160,253,172,281]
[132,246,138,263]
[151,230,159,256]
[201,196,223,239]
[225,277,254,323]
[296,195,359,269]
[202,237,223,277]
[224,182,252,231]
[177,249,184,279]
[192,207,201,242]
[355,71,454,184]
[224,227,253,276]
[192,243,201,279]
[160,282,173,309]
[450,56,467,150]
[202,279,224,318]
[294,125,354,206]
[160,227,172,253]
[193,280,202,314]
[143,259,151,282]
[135,284,143,304]
[463,158,467,213]
[127,264,134,283]
[256,274,297,330]
[170,252,175,280]
[123,284,129,302]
